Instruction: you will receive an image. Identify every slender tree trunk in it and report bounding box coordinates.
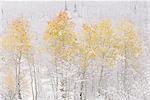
[98,51,105,96]
[80,80,84,100]
[98,65,104,96]
[28,56,38,100]
[60,77,67,100]
[50,74,56,99]
[91,75,95,98]
[55,58,58,100]
[84,79,87,100]
[74,82,76,100]
[17,52,22,100]
[123,58,130,100]
[66,74,69,100]
[123,42,130,100]
[33,63,38,100]
[29,64,35,100]
[80,71,86,100]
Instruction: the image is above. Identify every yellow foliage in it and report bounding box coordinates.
[98,19,113,35]
[44,12,143,70]
[4,69,16,91]
[79,23,99,70]
[44,10,78,61]
[118,19,143,58]
[79,19,124,70]
[1,17,31,55]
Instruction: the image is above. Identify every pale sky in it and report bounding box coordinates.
[0,1,150,36]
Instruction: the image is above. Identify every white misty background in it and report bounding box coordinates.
[0,1,150,100]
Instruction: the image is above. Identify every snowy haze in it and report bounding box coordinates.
[0,1,150,100]
[1,1,150,34]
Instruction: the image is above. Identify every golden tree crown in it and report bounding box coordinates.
[2,17,31,55]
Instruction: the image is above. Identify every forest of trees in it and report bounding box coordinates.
[0,7,150,100]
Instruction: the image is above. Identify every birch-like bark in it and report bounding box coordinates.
[33,63,38,100]
[29,63,35,100]
[98,65,104,96]
[55,58,58,100]
[16,52,22,100]
[123,40,130,100]
[80,71,86,100]
[28,56,38,100]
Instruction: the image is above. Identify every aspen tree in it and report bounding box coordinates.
[117,19,143,100]
[44,10,78,100]
[81,20,121,97]
[1,17,31,100]
[78,23,98,100]
[27,53,38,100]
[95,19,121,96]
